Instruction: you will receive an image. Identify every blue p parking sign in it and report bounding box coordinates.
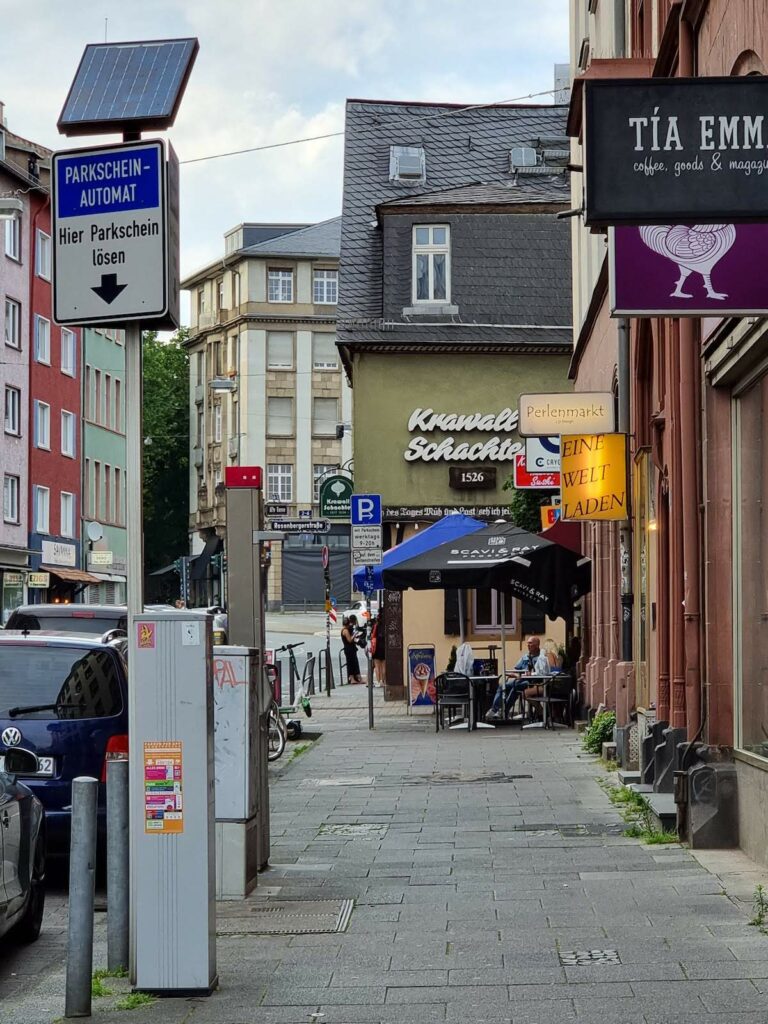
[351,494,382,526]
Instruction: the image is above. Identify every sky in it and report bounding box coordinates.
[0,0,568,320]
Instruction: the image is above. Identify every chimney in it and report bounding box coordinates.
[0,101,5,128]
[554,64,571,105]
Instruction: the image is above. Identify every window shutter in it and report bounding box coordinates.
[444,589,461,636]
[520,602,546,636]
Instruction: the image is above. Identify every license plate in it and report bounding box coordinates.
[0,755,55,777]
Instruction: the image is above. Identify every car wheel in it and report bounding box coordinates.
[14,833,45,944]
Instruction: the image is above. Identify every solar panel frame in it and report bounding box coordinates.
[57,37,199,137]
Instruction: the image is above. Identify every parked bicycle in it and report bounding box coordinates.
[266,643,313,762]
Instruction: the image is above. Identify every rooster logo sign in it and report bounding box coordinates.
[639,224,737,300]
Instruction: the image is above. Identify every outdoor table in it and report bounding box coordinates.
[520,674,568,731]
[448,674,500,731]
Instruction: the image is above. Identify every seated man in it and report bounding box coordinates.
[485,635,549,722]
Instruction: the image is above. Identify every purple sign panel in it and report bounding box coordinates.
[610,224,768,316]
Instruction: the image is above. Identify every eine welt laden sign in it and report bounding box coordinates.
[584,77,768,225]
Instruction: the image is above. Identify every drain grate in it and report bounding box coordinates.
[240,899,354,935]
[559,949,621,966]
[319,823,389,840]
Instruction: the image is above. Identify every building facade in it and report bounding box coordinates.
[27,190,84,602]
[338,96,574,699]
[0,114,36,621]
[81,327,128,604]
[182,219,351,609]
[569,0,768,865]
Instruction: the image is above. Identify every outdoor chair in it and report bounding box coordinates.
[524,674,576,728]
[435,672,472,732]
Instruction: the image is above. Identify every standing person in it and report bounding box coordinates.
[341,616,363,684]
[371,611,386,687]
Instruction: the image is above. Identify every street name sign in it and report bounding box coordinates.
[52,139,177,326]
[269,519,331,535]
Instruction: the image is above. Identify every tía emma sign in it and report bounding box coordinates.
[584,77,768,225]
[404,407,522,463]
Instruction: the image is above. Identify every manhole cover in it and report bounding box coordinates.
[559,949,621,965]
[227,899,354,935]
[319,823,389,840]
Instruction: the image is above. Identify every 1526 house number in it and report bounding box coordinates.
[449,466,497,490]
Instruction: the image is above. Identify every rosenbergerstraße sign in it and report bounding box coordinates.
[584,77,768,225]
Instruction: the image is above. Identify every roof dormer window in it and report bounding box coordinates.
[390,145,426,182]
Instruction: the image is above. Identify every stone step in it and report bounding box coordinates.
[618,770,641,785]
[626,783,654,794]
[647,792,677,832]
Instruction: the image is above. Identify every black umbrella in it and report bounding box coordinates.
[382,521,591,620]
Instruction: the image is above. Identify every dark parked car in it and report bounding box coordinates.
[0,632,129,856]
[0,748,46,942]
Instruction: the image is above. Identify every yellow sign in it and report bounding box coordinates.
[560,433,628,521]
[28,572,50,588]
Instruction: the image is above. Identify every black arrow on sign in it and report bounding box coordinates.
[91,273,127,304]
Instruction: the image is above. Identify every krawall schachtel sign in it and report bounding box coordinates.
[610,224,768,316]
[585,77,768,225]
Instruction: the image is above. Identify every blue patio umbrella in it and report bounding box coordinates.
[352,513,485,592]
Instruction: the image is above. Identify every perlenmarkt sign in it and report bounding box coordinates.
[584,77,768,224]
[518,393,615,437]
[319,475,353,520]
[405,407,522,462]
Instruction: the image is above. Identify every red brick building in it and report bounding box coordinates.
[569,0,768,864]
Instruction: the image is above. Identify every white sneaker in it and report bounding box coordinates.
[485,710,502,722]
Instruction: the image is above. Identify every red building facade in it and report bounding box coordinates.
[27,191,83,601]
[570,0,768,865]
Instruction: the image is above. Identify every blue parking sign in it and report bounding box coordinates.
[351,494,382,526]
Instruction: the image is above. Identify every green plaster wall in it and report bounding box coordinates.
[351,351,573,507]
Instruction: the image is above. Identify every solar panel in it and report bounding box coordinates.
[58,38,198,136]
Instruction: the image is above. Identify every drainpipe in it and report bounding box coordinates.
[618,317,633,663]
[678,11,702,742]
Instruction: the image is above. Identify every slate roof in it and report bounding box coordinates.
[378,178,566,209]
[241,216,341,259]
[339,100,571,331]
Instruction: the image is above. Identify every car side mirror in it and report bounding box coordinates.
[3,747,40,776]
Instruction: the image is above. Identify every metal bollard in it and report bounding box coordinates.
[326,643,334,696]
[65,776,99,1019]
[106,759,129,973]
[289,657,296,705]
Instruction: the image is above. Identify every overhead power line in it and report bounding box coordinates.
[178,87,562,166]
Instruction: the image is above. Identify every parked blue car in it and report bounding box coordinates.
[0,632,129,856]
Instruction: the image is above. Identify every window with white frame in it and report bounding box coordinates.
[34,315,50,364]
[268,269,293,303]
[60,491,75,538]
[61,410,76,457]
[61,328,76,376]
[472,589,516,634]
[313,269,338,304]
[232,270,241,308]
[4,298,20,348]
[197,286,206,316]
[313,464,336,501]
[267,396,293,436]
[34,400,50,449]
[4,213,20,260]
[267,463,293,502]
[213,403,222,443]
[36,229,51,279]
[312,333,338,370]
[267,331,293,369]
[4,385,20,435]
[34,485,49,533]
[313,397,338,436]
[412,224,450,303]
[216,277,224,312]
[3,474,19,524]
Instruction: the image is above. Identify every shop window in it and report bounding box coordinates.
[735,374,768,759]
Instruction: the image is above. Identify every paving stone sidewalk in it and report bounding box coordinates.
[3,687,768,1024]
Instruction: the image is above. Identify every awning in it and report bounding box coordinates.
[150,562,176,577]
[190,536,222,581]
[89,571,127,583]
[40,565,101,585]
